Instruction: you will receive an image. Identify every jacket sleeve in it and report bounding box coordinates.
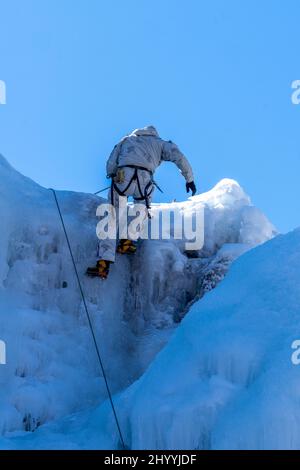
[161,141,194,183]
[106,142,122,177]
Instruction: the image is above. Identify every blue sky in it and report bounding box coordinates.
[0,0,299,233]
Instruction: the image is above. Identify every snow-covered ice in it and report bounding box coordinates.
[0,154,280,449]
[96,228,300,450]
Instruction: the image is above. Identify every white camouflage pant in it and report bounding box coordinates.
[97,167,154,262]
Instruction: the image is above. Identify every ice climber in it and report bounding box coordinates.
[86,126,196,279]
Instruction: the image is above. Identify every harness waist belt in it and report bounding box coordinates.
[117,165,153,175]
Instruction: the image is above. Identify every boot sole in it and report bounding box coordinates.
[85,270,108,280]
[117,248,137,255]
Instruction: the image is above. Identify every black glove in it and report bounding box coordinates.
[186,181,197,196]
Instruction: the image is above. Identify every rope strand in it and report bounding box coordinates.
[50,188,126,450]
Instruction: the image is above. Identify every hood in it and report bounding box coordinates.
[130,126,159,138]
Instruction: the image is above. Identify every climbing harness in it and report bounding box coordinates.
[111,165,163,218]
[49,188,126,450]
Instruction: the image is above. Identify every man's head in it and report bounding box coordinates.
[130,126,159,138]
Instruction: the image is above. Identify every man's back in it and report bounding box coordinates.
[106,125,194,184]
[118,128,163,172]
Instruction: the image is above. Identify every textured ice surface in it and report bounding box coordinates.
[0,155,277,448]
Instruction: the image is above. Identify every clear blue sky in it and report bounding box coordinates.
[0,0,299,233]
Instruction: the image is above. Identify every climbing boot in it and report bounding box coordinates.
[117,239,137,255]
[86,260,111,279]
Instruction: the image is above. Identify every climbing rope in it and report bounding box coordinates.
[94,185,111,196]
[49,188,126,450]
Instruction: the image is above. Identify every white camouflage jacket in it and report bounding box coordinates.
[106,126,194,183]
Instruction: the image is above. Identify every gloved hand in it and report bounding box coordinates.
[186,181,197,196]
